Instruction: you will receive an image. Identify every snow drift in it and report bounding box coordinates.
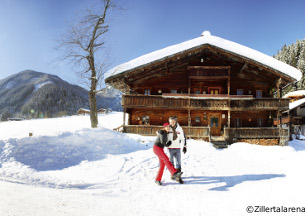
[0,128,149,171]
[1,112,305,216]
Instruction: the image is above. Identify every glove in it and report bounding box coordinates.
[183,146,187,154]
[158,130,165,135]
[165,140,172,147]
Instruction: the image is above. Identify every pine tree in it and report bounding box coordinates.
[274,39,305,92]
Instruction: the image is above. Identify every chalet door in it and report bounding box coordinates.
[209,114,221,136]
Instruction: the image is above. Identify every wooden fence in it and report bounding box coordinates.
[122,125,210,139]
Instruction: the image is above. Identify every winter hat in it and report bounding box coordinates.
[163,122,170,127]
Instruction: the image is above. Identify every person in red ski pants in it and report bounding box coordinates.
[153,123,182,186]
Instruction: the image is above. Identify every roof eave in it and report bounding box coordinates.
[105,43,297,85]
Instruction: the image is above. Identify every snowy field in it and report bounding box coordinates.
[1,112,305,216]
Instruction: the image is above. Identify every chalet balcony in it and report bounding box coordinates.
[122,94,289,111]
[123,125,210,139]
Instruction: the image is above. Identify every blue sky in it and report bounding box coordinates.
[1,0,305,89]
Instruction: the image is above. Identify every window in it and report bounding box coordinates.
[196,117,201,122]
[171,89,178,94]
[237,89,243,95]
[142,116,150,125]
[195,89,201,94]
[208,87,221,95]
[235,118,241,127]
[256,90,262,98]
[144,89,151,95]
[210,117,218,127]
[257,118,263,127]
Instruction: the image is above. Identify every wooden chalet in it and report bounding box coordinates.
[77,108,91,115]
[77,108,110,115]
[105,31,302,146]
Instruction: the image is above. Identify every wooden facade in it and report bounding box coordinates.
[106,38,298,146]
[274,91,305,139]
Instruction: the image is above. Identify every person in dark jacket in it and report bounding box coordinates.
[153,123,182,186]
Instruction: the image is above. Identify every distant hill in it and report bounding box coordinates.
[0,70,122,121]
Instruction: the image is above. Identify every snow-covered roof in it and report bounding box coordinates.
[78,108,90,112]
[105,31,302,81]
[284,90,305,98]
[289,97,305,110]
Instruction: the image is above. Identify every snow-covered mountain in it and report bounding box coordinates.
[0,70,122,121]
[96,85,122,112]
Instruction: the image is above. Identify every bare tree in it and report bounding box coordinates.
[57,0,117,128]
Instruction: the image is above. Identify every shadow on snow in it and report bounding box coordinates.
[183,174,285,191]
[289,139,305,151]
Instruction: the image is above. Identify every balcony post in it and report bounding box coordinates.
[276,111,279,127]
[277,78,282,98]
[228,110,231,128]
[188,109,191,126]
[123,108,126,126]
[122,95,125,106]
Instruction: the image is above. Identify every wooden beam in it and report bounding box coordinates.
[188,76,229,80]
[239,63,248,74]
[188,66,231,70]
[277,78,282,98]
[165,62,169,73]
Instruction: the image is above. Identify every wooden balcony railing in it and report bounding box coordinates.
[123,125,161,136]
[224,127,289,146]
[122,94,289,110]
[230,99,289,110]
[182,126,210,139]
[123,125,210,139]
[122,95,189,108]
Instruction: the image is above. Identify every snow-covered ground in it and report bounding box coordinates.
[1,112,305,216]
